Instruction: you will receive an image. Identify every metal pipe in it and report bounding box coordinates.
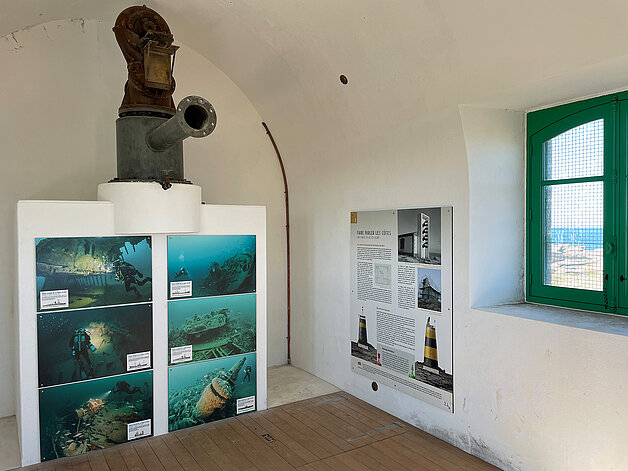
[262,122,292,364]
[147,95,216,151]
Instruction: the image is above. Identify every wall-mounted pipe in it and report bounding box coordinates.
[262,122,291,364]
[147,96,216,151]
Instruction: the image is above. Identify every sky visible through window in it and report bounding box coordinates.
[543,120,604,291]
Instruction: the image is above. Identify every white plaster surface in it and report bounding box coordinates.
[2,3,628,470]
[0,416,19,471]
[0,17,288,420]
[97,182,202,234]
[267,365,339,408]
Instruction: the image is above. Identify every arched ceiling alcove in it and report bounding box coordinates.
[4,3,628,470]
[7,0,628,158]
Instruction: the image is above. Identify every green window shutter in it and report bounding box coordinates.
[527,92,626,315]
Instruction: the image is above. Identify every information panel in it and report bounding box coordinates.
[350,208,454,412]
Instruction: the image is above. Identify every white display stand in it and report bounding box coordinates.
[15,200,267,466]
[97,182,203,234]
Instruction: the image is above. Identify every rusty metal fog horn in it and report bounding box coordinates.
[110,5,216,190]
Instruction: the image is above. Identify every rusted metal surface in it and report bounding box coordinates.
[262,122,292,363]
[111,7,217,189]
[113,5,178,113]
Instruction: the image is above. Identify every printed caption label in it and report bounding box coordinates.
[237,396,256,414]
[127,351,151,371]
[127,419,151,441]
[171,345,193,364]
[171,280,192,298]
[40,290,69,309]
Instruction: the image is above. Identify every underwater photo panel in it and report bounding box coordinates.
[168,294,256,365]
[39,370,153,461]
[36,236,152,311]
[38,304,153,387]
[168,353,257,432]
[167,235,256,299]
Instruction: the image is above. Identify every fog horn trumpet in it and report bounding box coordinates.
[111,5,216,190]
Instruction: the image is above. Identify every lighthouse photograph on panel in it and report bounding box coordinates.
[417,267,442,312]
[350,307,378,365]
[397,207,441,265]
[410,314,453,394]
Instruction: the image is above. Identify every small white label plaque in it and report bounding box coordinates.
[237,395,256,414]
[171,345,193,364]
[127,419,151,441]
[170,280,192,298]
[127,351,151,371]
[40,289,69,310]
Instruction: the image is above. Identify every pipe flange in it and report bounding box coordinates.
[176,96,217,137]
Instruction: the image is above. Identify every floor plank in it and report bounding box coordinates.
[244,412,319,464]
[116,443,146,471]
[159,433,203,471]
[101,447,128,471]
[225,418,295,471]
[16,391,498,471]
[145,436,183,471]
[132,439,165,471]
[203,419,258,470]
[174,427,224,471]
[86,450,110,471]
[236,414,308,468]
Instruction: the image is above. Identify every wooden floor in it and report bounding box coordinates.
[21,392,499,471]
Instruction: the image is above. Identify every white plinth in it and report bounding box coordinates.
[98,182,202,234]
[16,201,267,466]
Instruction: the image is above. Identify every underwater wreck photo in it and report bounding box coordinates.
[167,235,255,299]
[38,304,153,387]
[168,353,256,432]
[36,236,152,311]
[39,370,153,461]
[168,294,256,364]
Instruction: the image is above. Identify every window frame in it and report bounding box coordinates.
[526,92,628,316]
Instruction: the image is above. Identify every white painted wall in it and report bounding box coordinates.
[0,18,287,418]
[2,2,628,470]
[461,106,526,308]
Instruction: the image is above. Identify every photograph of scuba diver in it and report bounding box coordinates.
[36,236,152,311]
[167,235,256,299]
[38,304,153,387]
[70,327,96,379]
[39,371,153,461]
[168,354,257,432]
[111,380,150,401]
[112,257,152,298]
[173,267,189,279]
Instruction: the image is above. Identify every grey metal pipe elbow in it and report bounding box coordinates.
[146,95,216,151]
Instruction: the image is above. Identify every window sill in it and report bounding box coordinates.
[473,302,628,337]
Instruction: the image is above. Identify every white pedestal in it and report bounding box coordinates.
[16,200,267,466]
[97,182,202,234]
